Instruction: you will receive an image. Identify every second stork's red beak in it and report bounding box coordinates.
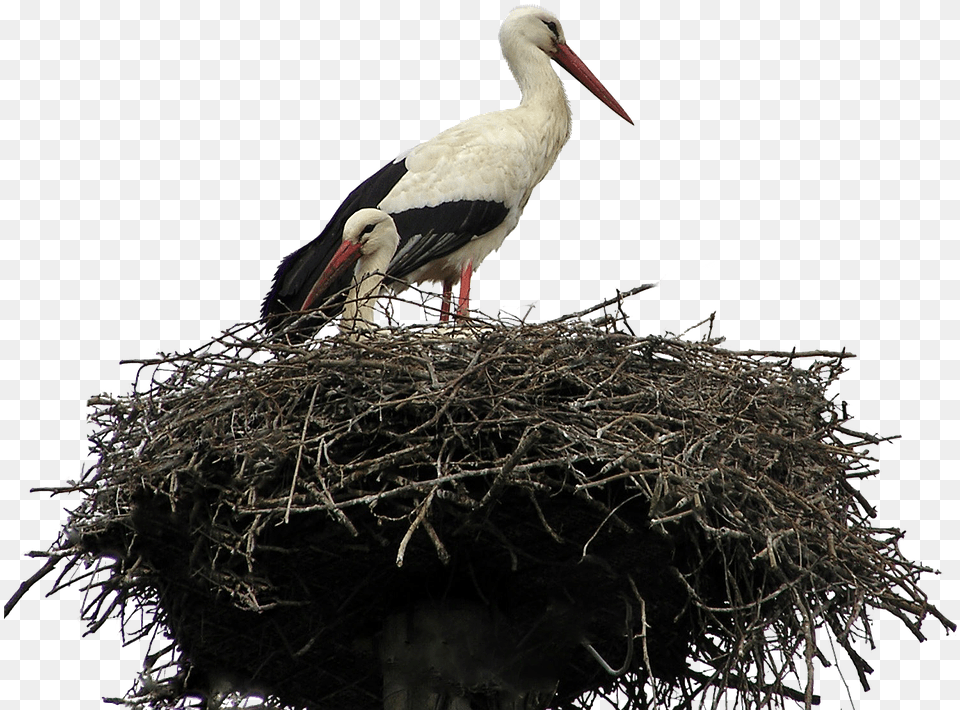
[552,43,633,125]
[301,240,363,311]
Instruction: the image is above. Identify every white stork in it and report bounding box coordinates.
[262,6,631,333]
[301,208,400,336]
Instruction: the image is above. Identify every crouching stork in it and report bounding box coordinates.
[261,6,632,334]
[302,208,400,336]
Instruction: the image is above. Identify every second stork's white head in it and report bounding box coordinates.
[499,6,633,125]
[301,208,400,333]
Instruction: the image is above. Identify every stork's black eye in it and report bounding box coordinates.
[543,20,558,37]
[360,223,376,236]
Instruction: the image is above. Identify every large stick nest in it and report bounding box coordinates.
[8,290,953,710]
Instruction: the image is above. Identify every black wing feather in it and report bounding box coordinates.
[260,157,409,325]
[387,200,510,280]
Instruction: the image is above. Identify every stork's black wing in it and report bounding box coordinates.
[387,200,510,281]
[260,157,409,329]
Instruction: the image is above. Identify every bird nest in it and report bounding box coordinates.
[7,288,953,710]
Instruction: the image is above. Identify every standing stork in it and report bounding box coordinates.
[261,6,632,333]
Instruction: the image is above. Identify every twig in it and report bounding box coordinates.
[285,383,320,524]
[544,283,656,325]
[396,487,438,567]
[4,557,60,618]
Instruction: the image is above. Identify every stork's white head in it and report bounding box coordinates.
[343,208,400,265]
[499,6,633,125]
[499,6,567,55]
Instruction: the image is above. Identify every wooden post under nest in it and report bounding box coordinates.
[380,603,564,710]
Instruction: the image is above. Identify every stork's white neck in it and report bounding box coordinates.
[496,41,572,199]
[341,249,392,334]
[513,49,564,103]
[502,37,572,136]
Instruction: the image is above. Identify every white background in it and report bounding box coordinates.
[2,0,957,707]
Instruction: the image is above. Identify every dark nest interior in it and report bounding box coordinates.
[7,288,954,710]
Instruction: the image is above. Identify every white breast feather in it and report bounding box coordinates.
[379,99,571,287]
[379,108,557,216]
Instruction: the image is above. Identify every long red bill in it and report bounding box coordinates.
[301,241,363,311]
[552,43,633,125]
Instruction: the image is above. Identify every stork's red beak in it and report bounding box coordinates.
[552,43,633,125]
[301,240,363,311]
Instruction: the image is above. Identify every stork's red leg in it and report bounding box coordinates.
[439,281,453,322]
[456,261,473,319]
